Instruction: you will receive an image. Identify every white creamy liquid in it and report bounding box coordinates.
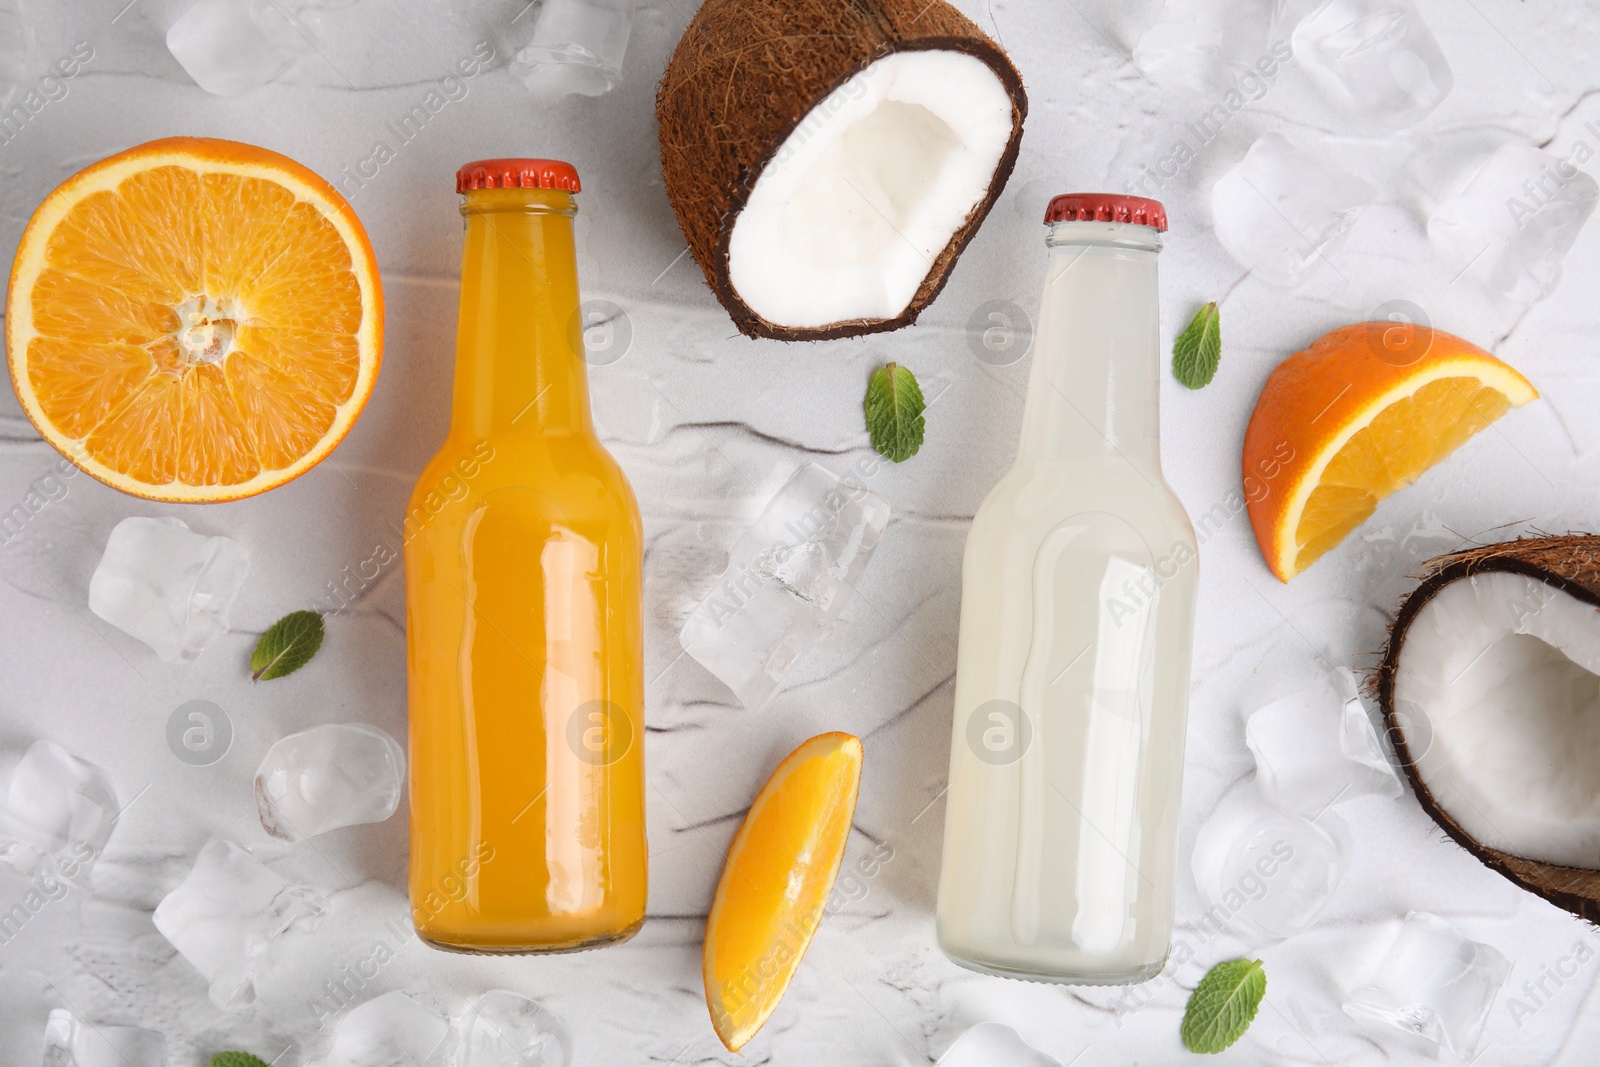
[935,219,1199,984]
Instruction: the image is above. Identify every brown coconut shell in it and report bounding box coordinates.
[1376,534,1600,924]
[655,0,1027,341]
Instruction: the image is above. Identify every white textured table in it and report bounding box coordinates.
[3,0,1599,1063]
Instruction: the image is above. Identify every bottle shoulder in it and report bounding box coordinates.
[969,462,1197,551]
[410,433,640,524]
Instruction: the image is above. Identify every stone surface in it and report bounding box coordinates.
[1,1,1597,1064]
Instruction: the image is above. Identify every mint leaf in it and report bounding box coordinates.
[250,610,325,682]
[1181,958,1266,1054]
[864,362,926,462]
[1173,301,1222,389]
[212,1054,271,1067]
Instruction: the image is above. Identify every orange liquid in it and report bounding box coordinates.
[405,186,646,952]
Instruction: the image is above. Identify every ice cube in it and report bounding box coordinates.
[1291,0,1452,129]
[1344,912,1510,1058]
[1428,143,1599,304]
[1243,669,1402,816]
[0,0,36,106]
[1133,0,1284,97]
[463,989,572,1067]
[1210,131,1373,286]
[87,517,249,663]
[509,0,631,99]
[319,990,452,1067]
[937,1022,1061,1067]
[166,0,319,98]
[255,723,405,842]
[151,837,328,1011]
[1191,787,1350,942]
[0,741,118,884]
[42,1009,166,1067]
[679,463,890,708]
[752,539,837,605]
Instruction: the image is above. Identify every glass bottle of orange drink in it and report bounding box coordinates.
[405,158,646,953]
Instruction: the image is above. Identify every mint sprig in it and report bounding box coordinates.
[864,362,926,462]
[1173,301,1222,389]
[250,610,325,682]
[1181,958,1266,1054]
[212,1054,271,1067]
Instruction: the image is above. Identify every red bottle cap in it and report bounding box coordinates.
[456,158,581,194]
[1044,193,1167,231]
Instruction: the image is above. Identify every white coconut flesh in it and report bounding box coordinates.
[1394,570,1600,869]
[725,50,1016,329]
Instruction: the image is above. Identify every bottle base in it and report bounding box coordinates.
[417,916,644,956]
[941,947,1166,986]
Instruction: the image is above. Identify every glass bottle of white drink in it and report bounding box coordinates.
[936,194,1198,984]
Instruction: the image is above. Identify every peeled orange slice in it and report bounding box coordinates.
[1244,322,1537,582]
[703,732,863,1052]
[5,137,381,502]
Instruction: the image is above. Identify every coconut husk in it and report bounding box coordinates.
[655,0,1027,341]
[1376,534,1600,923]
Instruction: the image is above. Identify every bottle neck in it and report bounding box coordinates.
[1017,220,1163,474]
[453,187,590,437]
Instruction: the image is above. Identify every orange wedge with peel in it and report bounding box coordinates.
[1244,322,1537,582]
[5,136,381,502]
[703,731,863,1052]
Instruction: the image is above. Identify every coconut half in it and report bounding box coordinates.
[1378,536,1600,922]
[656,0,1027,340]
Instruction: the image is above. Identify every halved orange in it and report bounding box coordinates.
[6,137,381,502]
[703,732,863,1052]
[1244,322,1537,581]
